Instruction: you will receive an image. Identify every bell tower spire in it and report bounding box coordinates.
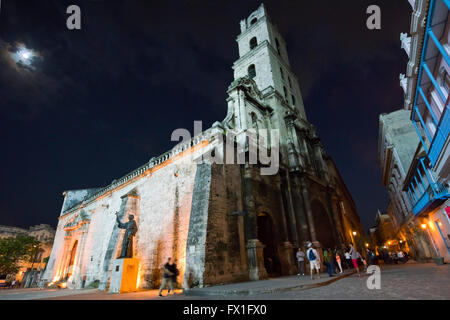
[231,3,307,120]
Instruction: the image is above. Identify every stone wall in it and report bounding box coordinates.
[43,156,201,290]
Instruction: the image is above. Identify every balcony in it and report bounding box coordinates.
[428,107,450,166]
[405,158,450,216]
[410,0,450,168]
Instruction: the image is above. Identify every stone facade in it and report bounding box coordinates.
[42,4,363,290]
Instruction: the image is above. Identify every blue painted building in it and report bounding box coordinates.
[401,0,450,262]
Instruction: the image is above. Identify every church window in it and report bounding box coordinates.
[288,76,292,88]
[291,95,296,106]
[283,86,287,98]
[248,64,256,78]
[275,38,281,55]
[250,17,257,25]
[280,67,284,80]
[250,37,258,50]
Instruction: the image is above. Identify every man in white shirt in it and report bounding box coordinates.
[344,251,351,269]
[306,242,321,280]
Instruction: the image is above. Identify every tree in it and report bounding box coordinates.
[0,235,40,275]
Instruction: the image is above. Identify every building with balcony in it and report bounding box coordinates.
[400,0,450,263]
[378,109,426,257]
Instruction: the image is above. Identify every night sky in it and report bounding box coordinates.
[0,0,411,232]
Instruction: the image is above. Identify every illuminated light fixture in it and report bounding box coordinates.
[383,246,387,249]
[352,231,357,236]
[399,240,403,243]
[421,224,427,229]
[365,243,369,247]
[388,241,391,245]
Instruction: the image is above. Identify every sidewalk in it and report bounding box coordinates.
[184,270,356,296]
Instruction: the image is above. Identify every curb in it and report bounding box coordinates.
[184,271,356,296]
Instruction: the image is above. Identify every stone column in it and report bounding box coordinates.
[297,173,317,242]
[278,241,296,275]
[332,195,346,247]
[242,163,267,280]
[284,168,300,247]
[277,177,296,275]
[324,187,341,247]
[246,239,268,280]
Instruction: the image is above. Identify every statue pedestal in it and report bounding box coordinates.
[109,258,139,293]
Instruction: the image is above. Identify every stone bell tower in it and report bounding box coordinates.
[223,3,318,171]
[232,4,306,121]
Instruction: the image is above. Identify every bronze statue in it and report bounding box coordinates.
[115,211,138,258]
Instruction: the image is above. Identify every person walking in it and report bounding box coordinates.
[397,250,404,263]
[296,248,305,275]
[335,250,343,273]
[324,248,334,277]
[168,259,179,295]
[344,250,352,270]
[158,257,175,297]
[349,243,360,277]
[357,251,367,272]
[306,242,321,280]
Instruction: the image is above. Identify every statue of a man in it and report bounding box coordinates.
[115,212,138,258]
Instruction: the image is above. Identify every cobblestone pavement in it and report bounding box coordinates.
[0,263,448,300]
[194,263,449,300]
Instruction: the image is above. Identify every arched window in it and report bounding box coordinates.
[248,64,256,78]
[250,37,258,50]
[250,17,257,25]
[283,86,287,98]
[280,67,284,80]
[275,38,281,55]
[288,76,292,88]
[291,95,296,105]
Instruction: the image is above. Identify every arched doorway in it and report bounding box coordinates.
[311,200,337,249]
[66,240,78,280]
[257,213,281,277]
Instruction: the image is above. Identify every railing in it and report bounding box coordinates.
[428,107,450,165]
[406,157,450,216]
[411,0,450,168]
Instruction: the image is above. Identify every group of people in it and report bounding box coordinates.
[158,257,179,297]
[0,279,20,289]
[381,250,408,264]
[297,242,369,279]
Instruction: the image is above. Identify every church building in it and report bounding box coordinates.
[42,4,363,290]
